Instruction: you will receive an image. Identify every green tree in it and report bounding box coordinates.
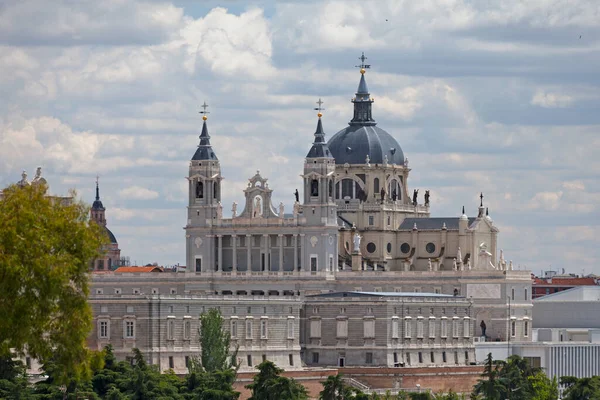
[198,309,238,372]
[528,372,558,400]
[246,361,308,400]
[560,376,600,400]
[320,374,354,400]
[0,183,105,384]
[0,356,31,399]
[472,354,503,400]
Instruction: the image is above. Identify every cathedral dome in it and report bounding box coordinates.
[105,226,118,244]
[327,66,405,166]
[328,125,404,165]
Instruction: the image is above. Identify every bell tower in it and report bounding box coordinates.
[186,102,222,227]
[302,99,337,227]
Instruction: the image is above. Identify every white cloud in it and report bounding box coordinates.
[531,90,574,108]
[118,186,159,200]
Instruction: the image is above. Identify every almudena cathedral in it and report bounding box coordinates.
[28,59,534,373]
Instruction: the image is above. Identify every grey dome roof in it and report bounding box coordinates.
[105,227,118,244]
[192,120,218,161]
[326,71,405,165]
[328,125,404,165]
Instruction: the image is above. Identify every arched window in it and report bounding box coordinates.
[196,181,204,198]
[311,179,319,196]
[374,178,380,194]
[213,181,219,200]
[328,180,333,198]
[341,179,354,199]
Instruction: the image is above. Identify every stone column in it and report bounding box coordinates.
[278,234,284,272]
[293,234,298,272]
[217,235,223,272]
[232,234,237,272]
[246,234,252,272]
[300,234,306,272]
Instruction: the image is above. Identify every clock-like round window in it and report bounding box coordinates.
[366,242,376,253]
[386,243,392,253]
[426,242,436,254]
[400,243,411,254]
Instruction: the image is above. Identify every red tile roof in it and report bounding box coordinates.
[533,277,597,286]
[114,266,164,273]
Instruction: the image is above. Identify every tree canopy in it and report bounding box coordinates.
[246,361,308,400]
[0,183,106,383]
[198,308,238,373]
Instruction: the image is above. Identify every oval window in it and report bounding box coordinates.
[387,243,392,253]
[367,243,376,253]
[426,242,436,254]
[400,243,411,254]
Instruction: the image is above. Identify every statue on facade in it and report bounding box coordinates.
[412,189,418,206]
[383,155,388,165]
[311,180,319,196]
[294,189,299,203]
[453,258,458,271]
[467,260,472,270]
[365,155,370,166]
[480,320,487,337]
[404,157,409,167]
[196,181,203,198]
[380,187,386,204]
[352,233,362,253]
[424,190,430,206]
[17,170,29,187]
[278,202,284,218]
[457,247,463,265]
[391,190,397,202]
[231,202,238,217]
[253,196,262,218]
[216,202,223,219]
[428,258,432,271]
[293,202,300,217]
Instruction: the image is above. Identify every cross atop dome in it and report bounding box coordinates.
[355,52,371,74]
[191,101,218,161]
[199,101,210,121]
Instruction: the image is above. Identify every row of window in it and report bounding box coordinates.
[311,306,468,316]
[310,318,472,339]
[98,318,295,341]
[96,288,178,295]
[510,287,530,301]
[310,350,470,366]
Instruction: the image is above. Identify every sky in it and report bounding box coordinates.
[0,0,599,275]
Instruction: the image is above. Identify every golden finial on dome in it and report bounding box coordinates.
[360,68,366,74]
[202,115,207,121]
[314,98,325,118]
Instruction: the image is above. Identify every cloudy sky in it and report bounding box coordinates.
[1,0,599,275]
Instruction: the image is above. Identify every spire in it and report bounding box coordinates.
[192,101,219,161]
[92,176,104,211]
[350,52,375,126]
[306,98,333,159]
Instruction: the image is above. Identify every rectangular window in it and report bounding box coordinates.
[184,320,191,340]
[465,351,469,363]
[260,320,268,339]
[262,354,267,363]
[406,353,411,365]
[364,319,375,338]
[418,352,423,363]
[310,319,321,338]
[453,319,459,338]
[287,319,294,339]
[429,319,435,338]
[246,319,253,339]
[329,255,334,272]
[368,216,374,225]
[441,319,448,338]
[417,320,424,338]
[404,319,412,338]
[454,351,458,364]
[99,321,109,338]
[524,288,528,301]
[393,352,398,365]
[312,352,319,363]
[511,287,515,301]
[337,319,348,338]
[231,320,238,338]
[289,354,294,366]
[310,256,318,272]
[247,355,252,367]
[392,319,399,338]
[185,356,190,368]
[524,321,529,337]
[195,258,202,272]
[442,351,447,363]
[167,319,175,340]
[125,321,135,338]
[366,352,373,364]
[169,356,174,369]
[511,320,516,337]
[26,357,31,369]
[387,215,391,225]
[430,352,435,363]
[463,319,470,338]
